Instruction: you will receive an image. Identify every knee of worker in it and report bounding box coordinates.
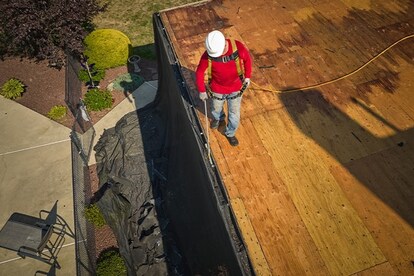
[211,99,224,112]
[228,108,241,122]
[228,101,241,116]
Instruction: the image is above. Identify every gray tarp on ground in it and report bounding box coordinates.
[92,13,253,276]
[94,111,173,275]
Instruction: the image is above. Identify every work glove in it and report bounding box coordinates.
[243,78,251,88]
[199,92,208,101]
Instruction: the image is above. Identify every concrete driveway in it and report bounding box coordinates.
[0,96,75,275]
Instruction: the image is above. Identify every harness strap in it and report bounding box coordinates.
[207,81,249,101]
[231,39,244,81]
[207,39,244,83]
[210,51,239,62]
[206,39,246,101]
[208,58,212,83]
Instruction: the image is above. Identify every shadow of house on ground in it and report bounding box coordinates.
[92,47,186,273]
[93,108,188,275]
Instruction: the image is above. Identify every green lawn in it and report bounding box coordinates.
[94,0,200,55]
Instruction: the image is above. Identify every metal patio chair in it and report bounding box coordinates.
[34,264,56,276]
[0,201,74,269]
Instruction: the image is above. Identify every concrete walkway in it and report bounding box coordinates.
[0,80,157,275]
[89,80,158,165]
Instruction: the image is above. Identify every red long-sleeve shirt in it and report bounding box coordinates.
[195,39,252,94]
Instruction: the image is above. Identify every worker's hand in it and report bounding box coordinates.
[243,78,251,88]
[199,92,208,101]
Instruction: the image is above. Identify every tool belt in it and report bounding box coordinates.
[207,81,249,101]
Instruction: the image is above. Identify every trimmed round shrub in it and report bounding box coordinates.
[84,203,106,228]
[84,29,131,69]
[97,249,127,276]
[83,88,113,111]
[78,67,106,84]
[1,78,25,99]
[47,105,67,121]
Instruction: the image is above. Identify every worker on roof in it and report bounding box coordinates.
[196,30,252,147]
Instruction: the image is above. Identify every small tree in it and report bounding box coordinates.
[0,0,106,68]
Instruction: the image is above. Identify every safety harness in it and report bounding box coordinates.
[207,39,248,100]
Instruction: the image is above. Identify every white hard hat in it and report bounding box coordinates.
[205,30,225,58]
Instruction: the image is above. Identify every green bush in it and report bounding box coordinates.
[78,67,106,84]
[1,78,25,99]
[84,29,131,69]
[83,88,113,111]
[47,105,67,121]
[97,249,127,276]
[84,203,106,228]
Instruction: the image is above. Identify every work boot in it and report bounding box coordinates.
[227,136,239,146]
[210,119,220,129]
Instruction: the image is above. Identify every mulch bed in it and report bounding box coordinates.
[0,57,157,128]
[0,56,157,260]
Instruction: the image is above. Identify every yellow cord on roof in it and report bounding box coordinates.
[251,34,414,94]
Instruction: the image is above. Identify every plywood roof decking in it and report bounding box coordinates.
[159,0,414,275]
